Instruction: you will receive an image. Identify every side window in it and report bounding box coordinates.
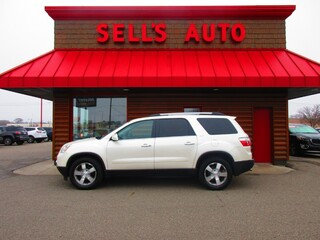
[197,118,238,135]
[156,118,195,137]
[7,126,14,131]
[0,127,3,134]
[117,120,154,140]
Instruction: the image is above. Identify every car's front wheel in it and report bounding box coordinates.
[289,142,301,156]
[69,157,104,190]
[198,158,232,190]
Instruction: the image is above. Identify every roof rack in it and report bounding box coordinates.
[150,112,225,116]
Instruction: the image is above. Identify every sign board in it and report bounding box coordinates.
[76,98,97,108]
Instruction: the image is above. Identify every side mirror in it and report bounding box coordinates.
[111,134,119,141]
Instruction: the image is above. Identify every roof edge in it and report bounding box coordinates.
[0,50,55,78]
[45,5,296,20]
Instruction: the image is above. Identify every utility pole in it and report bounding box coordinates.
[40,98,43,127]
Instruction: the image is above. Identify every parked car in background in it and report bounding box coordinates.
[25,127,48,143]
[0,126,29,146]
[289,124,320,156]
[43,127,52,142]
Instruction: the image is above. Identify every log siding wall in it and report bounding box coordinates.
[127,92,288,164]
[52,93,71,159]
[52,91,289,164]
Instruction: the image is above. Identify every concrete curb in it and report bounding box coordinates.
[13,160,59,176]
[246,163,293,175]
[13,160,294,176]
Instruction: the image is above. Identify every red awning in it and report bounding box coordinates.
[0,49,319,88]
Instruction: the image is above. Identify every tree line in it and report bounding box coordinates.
[291,104,320,128]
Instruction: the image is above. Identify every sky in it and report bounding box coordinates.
[0,0,319,122]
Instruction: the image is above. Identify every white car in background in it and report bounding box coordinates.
[25,127,48,143]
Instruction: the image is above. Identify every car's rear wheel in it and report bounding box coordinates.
[4,137,13,146]
[28,136,35,143]
[199,158,232,190]
[69,157,104,190]
[16,140,24,145]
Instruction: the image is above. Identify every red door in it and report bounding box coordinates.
[253,108,272,163]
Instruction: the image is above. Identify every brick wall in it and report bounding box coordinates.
[54,20,286,49]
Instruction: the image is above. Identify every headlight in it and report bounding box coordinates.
[60,143,72,153]
[296,136,308,141]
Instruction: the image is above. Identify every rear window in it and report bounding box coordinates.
[6,126,24,131]
[197,118,238,135]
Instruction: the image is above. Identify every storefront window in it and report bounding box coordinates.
[73,98,126,140]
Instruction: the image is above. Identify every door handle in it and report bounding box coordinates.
[141,144,152,148]
[184,142,195,146]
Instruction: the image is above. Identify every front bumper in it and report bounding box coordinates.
[233,159,254,176]
[57,166,68,180]
[299,142,320,151]
[16,136,29,141]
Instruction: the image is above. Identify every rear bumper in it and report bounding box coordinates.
[233,159,254,176]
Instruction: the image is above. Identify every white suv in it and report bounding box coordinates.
[56,113,254,190]
[25,127,48,143]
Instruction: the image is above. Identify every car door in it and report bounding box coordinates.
[154,118,198,169]
[106,120,155,170]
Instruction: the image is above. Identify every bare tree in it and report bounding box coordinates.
[13,118,23,124]
[297,104,320,128]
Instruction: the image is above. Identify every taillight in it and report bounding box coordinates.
[239,137,251,147]
[14,131,21,134]
[36,130,42,133]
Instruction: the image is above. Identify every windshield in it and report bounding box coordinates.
[289,125,319,134]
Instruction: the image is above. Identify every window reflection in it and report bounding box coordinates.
[73,98,127,140]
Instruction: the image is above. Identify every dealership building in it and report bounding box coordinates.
[0,6,319,164]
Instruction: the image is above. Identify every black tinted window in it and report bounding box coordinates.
[6,126,19,131]
[156,119,195,137]
[197,118,237,135]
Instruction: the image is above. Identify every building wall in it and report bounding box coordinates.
[53,93,72,159]
[53,90,288,164]
[51,11,289,164]
[54,20,286,49]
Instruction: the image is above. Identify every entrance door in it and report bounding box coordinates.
[253,108,272,163]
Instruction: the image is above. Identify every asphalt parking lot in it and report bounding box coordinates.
[0,142,320,240]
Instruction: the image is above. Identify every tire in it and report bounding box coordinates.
[28,136,35,143]
[69,157,104,190]
[289,142,302,156]
[36,139,43,143]
[16,141,24,145]
[198,157,232,190]
[4,137,13,146]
